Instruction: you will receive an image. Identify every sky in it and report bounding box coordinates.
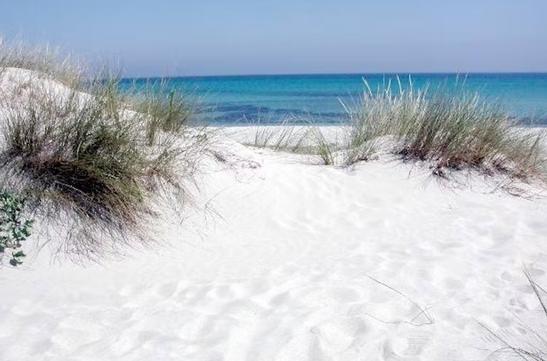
[1,0,547,77]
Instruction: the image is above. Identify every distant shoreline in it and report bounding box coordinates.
[122,71,547,81]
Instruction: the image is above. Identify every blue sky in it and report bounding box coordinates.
[1,0,546,76]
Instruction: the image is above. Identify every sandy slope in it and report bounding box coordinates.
[0,69,546,360]
[0,140,546,361]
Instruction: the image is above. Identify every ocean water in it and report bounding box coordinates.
[123,73,547,125]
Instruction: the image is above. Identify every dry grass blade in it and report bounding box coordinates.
[479,270,547,361]
[524,269,547,318]
[247,116,313,153]
[365,274,434,326]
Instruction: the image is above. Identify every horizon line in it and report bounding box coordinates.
[122,71,547,80]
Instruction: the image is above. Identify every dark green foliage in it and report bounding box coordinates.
[0,190,33,266]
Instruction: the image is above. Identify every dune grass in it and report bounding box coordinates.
[0,38,84,87]
[241,79,545,178]
[481,270,547,361]
[318,79,546,179]
[252,125,298,150]
[245,117,314,153]
[131,80,195,146]
[0,43,205,260]
[311,127,337,165]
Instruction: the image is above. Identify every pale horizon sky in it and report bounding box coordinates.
[1,0,547,77]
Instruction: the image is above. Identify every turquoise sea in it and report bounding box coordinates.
[123,73,547,125]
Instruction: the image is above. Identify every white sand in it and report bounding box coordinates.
[0,69,546,361]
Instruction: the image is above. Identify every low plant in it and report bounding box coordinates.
[132,80,195,145]
[0,37,84,88]
[0,42,204,260]
[246,117,313,153]
[312,128,336,165]
[247,79,545,177]
[341,79,546,178]
[0,190,33,266]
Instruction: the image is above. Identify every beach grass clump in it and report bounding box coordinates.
[0,38,83,87]
[249,123,344,165]
[1,82,158,256]
[343,80,546,178]
[341,86,399,165]
[247,117,313,153]
[311,128,337,165]
[252,125,295,150]
[0,45,203,259]
[132,80,195,146]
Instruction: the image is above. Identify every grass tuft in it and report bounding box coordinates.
[240,79,545,179]
[0,42,205,260]
[341,78,546,179]
[0,37,84,88]
[132,80,195,146]
[246,117,313,153]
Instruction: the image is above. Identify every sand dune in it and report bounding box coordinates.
[1,139,546,360]
[0,68,546,360]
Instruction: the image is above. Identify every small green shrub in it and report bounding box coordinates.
[0,190,33,266]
